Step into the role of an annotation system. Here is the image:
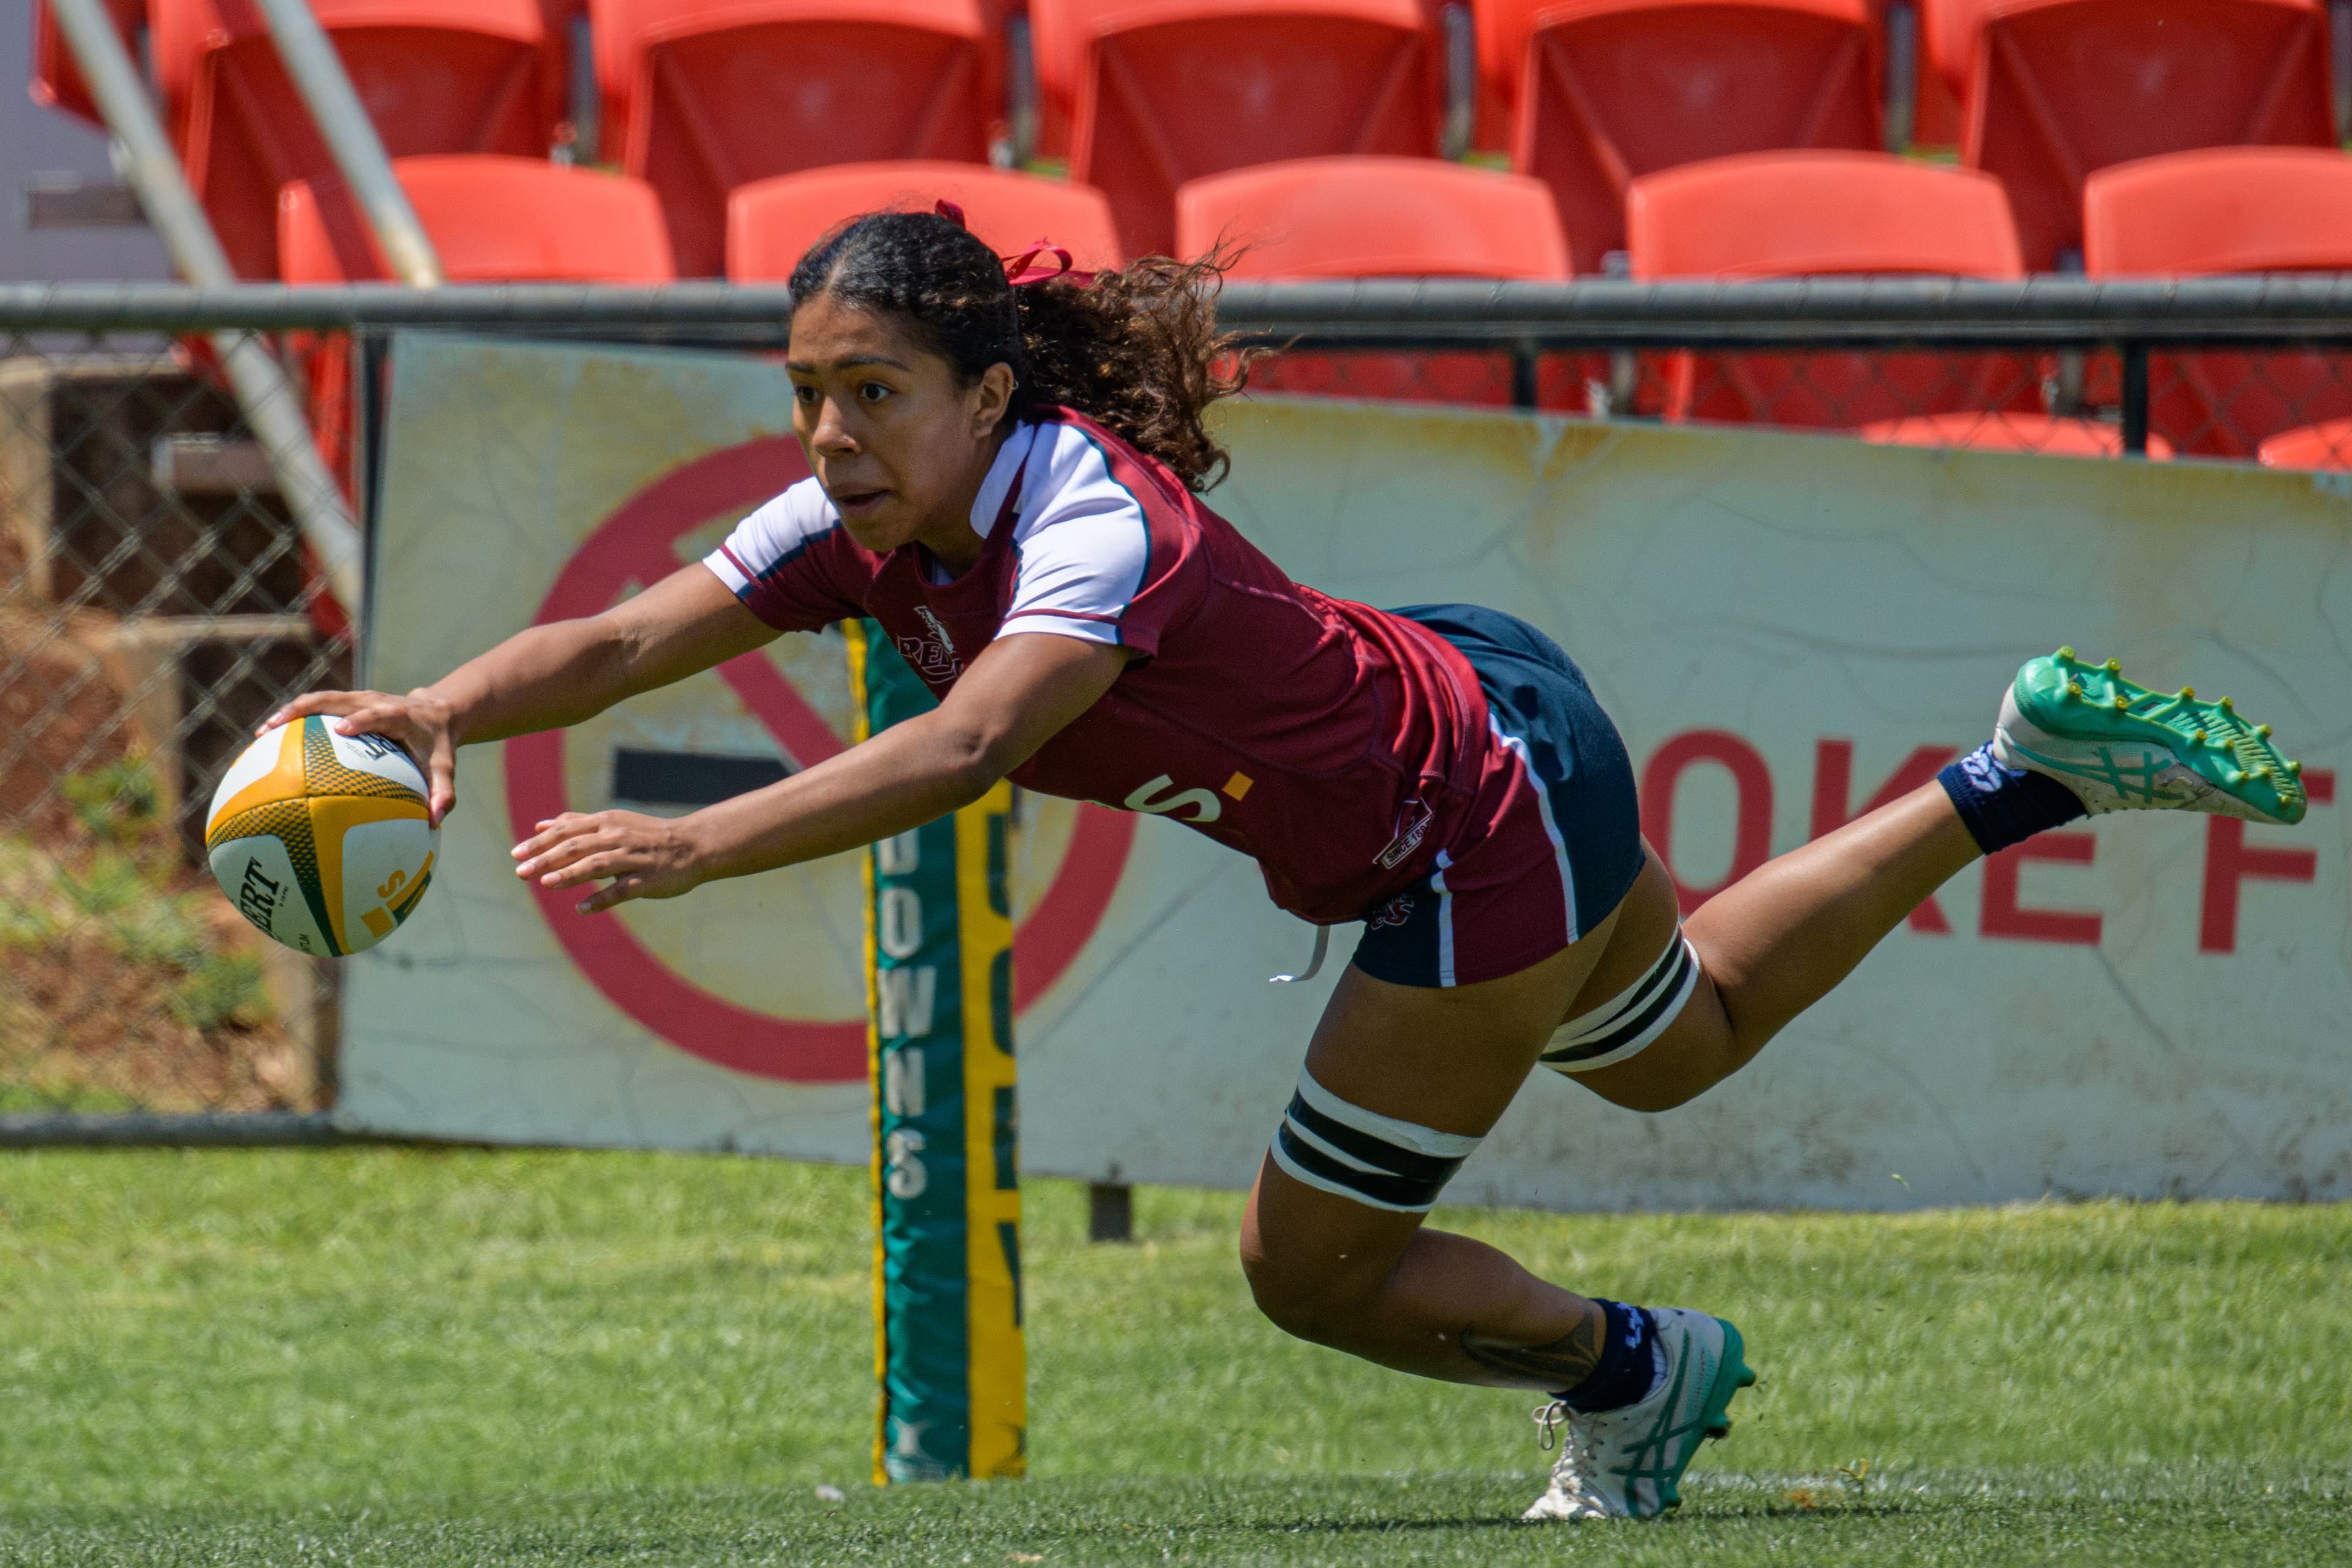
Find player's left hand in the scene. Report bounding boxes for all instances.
[513,811,706,914]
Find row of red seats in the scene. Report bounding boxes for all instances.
[31,0,2343,278]
[1479,0,2341,273]
[1632,145,2352,459]
[33,0,1004,276]
[273,144,2352,466]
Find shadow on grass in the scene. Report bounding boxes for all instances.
[1227,1496,1925,1535]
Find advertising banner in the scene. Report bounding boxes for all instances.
[344,333,2352,1208]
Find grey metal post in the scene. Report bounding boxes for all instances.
[2335,1,2352,143]
[1004,16,1039,168]
[1882,1,1919,152]
[2120,345,2150,457]
[1441,4,1477,161]
[251,0,445,288]
[1088,1182,1133,1243]
[49,0,366,614]
[1510,339,1539,410]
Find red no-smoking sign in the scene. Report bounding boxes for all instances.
[504,440,1135,1084]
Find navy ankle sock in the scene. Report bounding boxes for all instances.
[1938,742,2088,855]
[1556,1300,1660,1413]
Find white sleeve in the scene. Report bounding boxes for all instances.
[703,478,837,597]
[998,427,1152,649]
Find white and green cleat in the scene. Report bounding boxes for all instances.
[1994,647,2308,827]
[1521,1308,1755,1522]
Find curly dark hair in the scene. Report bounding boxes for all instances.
[788,209,1256,492]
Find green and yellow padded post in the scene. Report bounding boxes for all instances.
[848,619,1025,1485]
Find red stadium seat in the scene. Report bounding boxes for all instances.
[1858,413,2174,457]
[1628,151,2035,429]
[1918,0,1976,95]
[1178,156,1578,405]
[1475,0,1882,275]
[2084,146,2352,276]
[278,154,674,282]
[2084,147,2352,456]
[730,163,1120,279]
[276,154,671,552]
[2258,418,2352,469]
[1178,156,1568,277]
[1924,0,2335,272]
[149,0,563,279]
[1030,0,1446,257]
[591,0,995,277]
[1627,149,2019,277]
[30,0,146,129]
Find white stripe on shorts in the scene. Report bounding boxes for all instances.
[1487,709,1581,943]
[1431,848,1457,987]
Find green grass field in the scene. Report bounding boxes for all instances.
[1,1149,2346,1565]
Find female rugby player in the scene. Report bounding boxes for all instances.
[269,209,2307,1521]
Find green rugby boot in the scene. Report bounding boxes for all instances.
[1994,647,2308,827]
[1521,1308,1755,1521]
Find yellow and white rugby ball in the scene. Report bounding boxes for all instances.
[205,717,439,956]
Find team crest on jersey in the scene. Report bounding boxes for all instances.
[897,605,962,680]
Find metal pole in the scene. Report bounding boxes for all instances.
[1087,1182,1134,1243]
[1510,339,1539,410]
[250,0,445,287]
[1883,1,1919,152]
[12,277,2352,339]
[49,0,366,614]
[1004,16,1039,168]
[2334,0,2352,143]
[1441,3,1477,161]
[2120,344,2150,456]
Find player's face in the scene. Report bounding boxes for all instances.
[785,295,1014,566]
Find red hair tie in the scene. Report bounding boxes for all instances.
[1001,239,1095,288]
[935,200,1093,286]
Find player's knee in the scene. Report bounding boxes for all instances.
[1243,1070,1484,1343]
[1238,1239,1378,1344]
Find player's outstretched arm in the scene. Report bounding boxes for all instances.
[261,565,775,825]
[513,632,1127,914]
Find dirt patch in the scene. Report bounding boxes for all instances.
[1,802,315,1115]
[0,608,131,845]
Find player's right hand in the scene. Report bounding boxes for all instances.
[261,688,460,827]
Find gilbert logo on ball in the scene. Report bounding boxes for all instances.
[205,717,440,956]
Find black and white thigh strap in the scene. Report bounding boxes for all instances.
[1269,1070,1481,1213]
[1540,930,1700,1074]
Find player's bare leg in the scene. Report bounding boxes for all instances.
[1240,940,1612,1387]
[1241,650,2309,1520]
[1570,790,1977,1112]
[1241,931,1755,1520]
[1568,648,2311,1115]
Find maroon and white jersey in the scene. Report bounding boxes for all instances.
[703,407,1509,924]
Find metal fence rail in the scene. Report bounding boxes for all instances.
[4,281,2350,1141]
[9,276,2352,336]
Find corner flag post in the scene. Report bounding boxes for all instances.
[850,619,1025,1484]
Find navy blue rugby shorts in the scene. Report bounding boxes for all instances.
[1351,604,1645,989]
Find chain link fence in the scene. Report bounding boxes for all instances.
[1,327,353,1126]
[2,279,2348,1136]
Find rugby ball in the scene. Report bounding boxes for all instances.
[204,717,439,956]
